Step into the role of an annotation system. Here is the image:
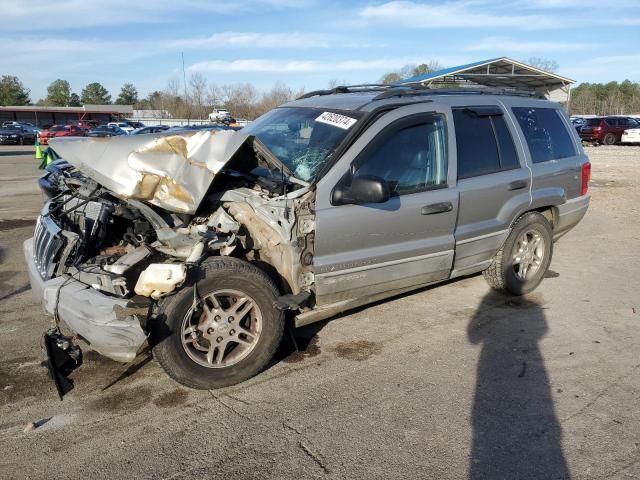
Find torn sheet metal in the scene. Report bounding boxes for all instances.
[49,130,249,214]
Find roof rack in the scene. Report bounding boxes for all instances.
[297,84,543,102]
[372,86,541,101]
[297,84,392,100]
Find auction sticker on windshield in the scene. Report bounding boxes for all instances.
[315,112,357,130]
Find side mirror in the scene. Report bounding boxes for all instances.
[332,175,390,205]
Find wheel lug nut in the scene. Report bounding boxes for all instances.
[207,328,214,334]
[229,329,235,335]
[228,316,234,322]
[214,315,221,321]
[216,336,223,343]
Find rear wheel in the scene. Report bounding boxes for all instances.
[152,257,284,389]
[603,133,616,145]
[483,212,553,295]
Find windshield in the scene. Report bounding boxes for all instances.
[3,125,20,131]
[51,125,68,132]
[244,107,360,181]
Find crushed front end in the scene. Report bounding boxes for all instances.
[24,130,317,395]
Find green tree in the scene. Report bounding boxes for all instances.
[115,83,138,105]
[379,72,403,85]
[69,93,82,106]
[0,75,31,106]
[45,79,71,106]
[81,82,111,104]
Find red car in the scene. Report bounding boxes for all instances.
[39,124,86,145]
[579,116,640,145]
[67,120,98,132]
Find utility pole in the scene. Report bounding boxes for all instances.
[182,52,190,123]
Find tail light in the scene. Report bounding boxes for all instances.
[592,126,602,131]
[581,162,591,195]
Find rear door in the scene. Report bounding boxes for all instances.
[509,101,584,202]
[313,103,458,306]
[450,101,531,277]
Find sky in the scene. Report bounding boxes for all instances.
[1,0,640,101]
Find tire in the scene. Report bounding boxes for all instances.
[602,133,616,145]
[151,257,284,389]
[483,212,553,295]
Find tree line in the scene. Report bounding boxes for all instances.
[2,58,639,119]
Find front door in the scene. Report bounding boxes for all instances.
[313,106,458,306]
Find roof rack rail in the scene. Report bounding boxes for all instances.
[297,84,392,100]
[372,86,542,101]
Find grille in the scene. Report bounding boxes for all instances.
[33,212,64,280]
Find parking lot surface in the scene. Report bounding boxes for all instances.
[1,145,639,479]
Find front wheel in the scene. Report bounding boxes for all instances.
[483,212,553,295]
[152,257,284,389]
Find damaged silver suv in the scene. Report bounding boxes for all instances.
[25,86,591,395]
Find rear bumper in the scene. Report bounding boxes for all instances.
[24,237,147,362]
[621,136,640,144]
[554,194,590,241]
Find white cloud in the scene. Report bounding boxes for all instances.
[0,0,312,30]
[187,58,431,73]
[168,32,373,49]
[467,36,589,52]
[359,1,562,30]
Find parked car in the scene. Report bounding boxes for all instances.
[124,120,145,129]
[0,124,37,145]
[579,116,639,145]
[39,125,86,145]
[2,121,35,128]
[570,117,586,133]
[87,125,128,137]
[209,109,233,122]
[25,86,590,395]
[132,125,170,135]
[621,125,640,145]
[107,122,135,134]
[67,120,98,132]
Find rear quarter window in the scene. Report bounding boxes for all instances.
[512,107,576,163]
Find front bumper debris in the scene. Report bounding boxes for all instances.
[43,329,83,400]
[24,238,148,363]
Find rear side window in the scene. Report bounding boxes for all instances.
[453,108,520,179]
[512,107,576,163]
[585,118,601,127]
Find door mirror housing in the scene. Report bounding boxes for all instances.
[332,175,390,205]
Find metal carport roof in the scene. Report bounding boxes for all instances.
[398,57,575,103]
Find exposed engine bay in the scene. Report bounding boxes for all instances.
[37,131,316,309]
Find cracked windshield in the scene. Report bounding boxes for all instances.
[244,107,360,181]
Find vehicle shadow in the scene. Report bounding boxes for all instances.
[467,291,570,480]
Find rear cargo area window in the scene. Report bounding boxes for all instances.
[512,107,576,163]
[453,108,519,179]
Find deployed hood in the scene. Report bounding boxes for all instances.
[49,130,249,214]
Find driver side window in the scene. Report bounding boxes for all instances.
[354,115,448,196]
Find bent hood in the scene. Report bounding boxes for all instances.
[49,130,248,214]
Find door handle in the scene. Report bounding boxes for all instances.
[507,180,528,191]
[421,202,453,215]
